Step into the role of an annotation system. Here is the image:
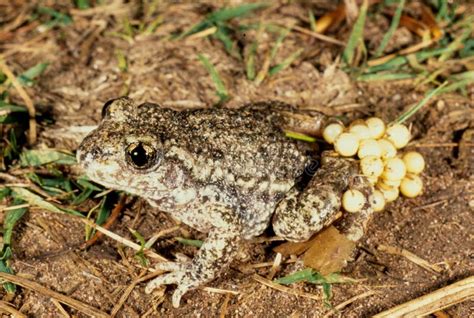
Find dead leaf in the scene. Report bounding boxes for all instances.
[303,226,356,275]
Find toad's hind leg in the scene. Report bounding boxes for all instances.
[272,154,374,242]
[146,206,242,308]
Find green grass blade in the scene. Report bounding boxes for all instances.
[197,54,229,102]
[269,48,303,75]
[3,200,28,245]
[246,41,257,80]
[275,268,315,285]
[436,0,448,21]
[178,3,266,39]
[144,15,163,35]
[270,27,291,60]
[18,62,49,86]
[176,237,204,248]
[395,81,448,124]
[438,75,474,94]
[308,10,317,32]
[375,0,405,57]
[115,49,128,72]
[213,25,240,59]
[19,149,76,167]
[285,131,316,143]
[343,0,369,65]
[357,72,416,81]
[0,261,16,293]
[207,3,267,23]
[438,26,472,62]
[95,193,117,225]
[75,0,90,9]
[11,187,83,216]
[37,6,73,26]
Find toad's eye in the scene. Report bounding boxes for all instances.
[126,142,158,169]
[101,99,116,118]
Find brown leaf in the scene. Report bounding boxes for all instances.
[273,236,317,256]
[303,226,356,275]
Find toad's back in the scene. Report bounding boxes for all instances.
[136,101,315,184]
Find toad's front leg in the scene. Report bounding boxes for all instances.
[272,152,374,242]
[145,207,241,308]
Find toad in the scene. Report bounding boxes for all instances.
[77,97,373,307]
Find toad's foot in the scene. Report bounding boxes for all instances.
[145,228,241,308]
[145,262,193,308]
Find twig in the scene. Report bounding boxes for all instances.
[0,60,36,144]
[322,290,377,318]
[82,194,127,249]
[291,25,345,46]
[80,218,168,261]
[203,287,239,296]
[50,298,71,318]
[219,293,231,318]
[0,272,110,318]
[252,274,321,301]
[186,26,217,40]
[0,300,27,318]
[373,276,474,317]
[378,244,443,274]
[267,252,282,280]
[110,270,146,318]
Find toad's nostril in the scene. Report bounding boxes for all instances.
[76,149,87,164]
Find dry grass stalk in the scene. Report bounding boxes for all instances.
[0,272,110,318]
[110,270,147,318]
[322,290,377,318]
[80,218,168,261]
[290,25,345,46]
[203,287,239,296]
[0,60,36,144]
[373,276,474,317]
[219,293,232,318]
[82,194,127,249]
[378,244,443,274]
[50,298,71,318]
[0,300,27,318]
[266,252,282,279]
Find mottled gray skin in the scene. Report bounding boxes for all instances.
[77,97,373,307]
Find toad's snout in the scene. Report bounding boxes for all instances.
[76,135,103,166]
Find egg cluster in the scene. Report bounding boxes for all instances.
[323,118,425,213]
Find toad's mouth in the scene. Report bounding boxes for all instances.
[89,176,170,200]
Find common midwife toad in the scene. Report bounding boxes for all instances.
[77,97,374,307]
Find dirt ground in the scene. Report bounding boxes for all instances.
[1,1,473,317]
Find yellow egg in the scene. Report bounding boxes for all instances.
[323,123,344,144]
[358,139,382,158]
[367,176,379,185]
[379,178,402,188]
[402,151,425,174]
[400,174,423,198]
[360,156,384,178]
[377,185,399,202]
[369,190,386,212]
[334,133,359,157]
[385,124,411,149]
[382,157,407,181]
[365,117,386,139]
[349,124,371,141]
[342,189,366,213]
[378,139,397,159]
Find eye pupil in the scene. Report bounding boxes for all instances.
[127,142,156,168]
[101,99,116,118]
